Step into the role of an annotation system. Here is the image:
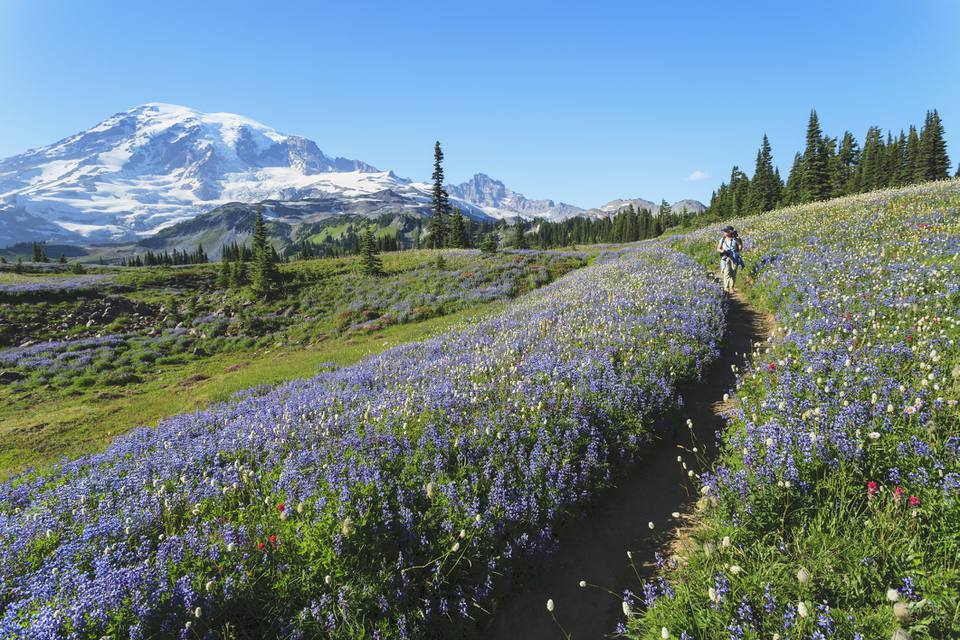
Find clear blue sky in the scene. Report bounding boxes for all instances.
[1,0,957,206]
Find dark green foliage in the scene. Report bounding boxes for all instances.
[229,261,246,288]
[706,108,952,217]
[120,245,209,267]
[479,232,498,254]
[217,258,231,289]
[802,110,831,201]
[858,126,884,192]
[533,204,671,247]
[251,206,281,297]
[428,141,449,248]
[70,262,86,275]
[359,224,384,276]
[512,221,528,249]
[707,166,751,219]
[31,242,48,263]
[831,131,859,196]
[220,241,253,262]
[447,207,467,248]
[745,134,781,214]
[915,109,951,181]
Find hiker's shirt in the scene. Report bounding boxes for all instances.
[719,237,739,272]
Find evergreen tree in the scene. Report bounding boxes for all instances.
[250,205,280,297]
[782,152,804,205]
[229,261,245,288]
[217,258,231,289]
[480,232,498,254]
[359,223,384,276]
[906,125,921,180]
[428,141,449,248]
[891,130,911,186]
[830,131,859,196]
[58,254,67,264]
[916,109,951,181]
[746,134,780,213]
[802,110,831,201]
[447,206,466,248]
[31,242,48,263]
[858,126,884,192]
[512,221,528,249]
[659,199,672,222]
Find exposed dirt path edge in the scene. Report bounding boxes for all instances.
[477,290,775,640]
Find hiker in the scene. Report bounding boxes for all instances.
[716,225,744,293]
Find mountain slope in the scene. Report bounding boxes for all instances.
[0,103,706,246]
[446,173,585,220]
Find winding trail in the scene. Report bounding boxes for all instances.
[477,291,774,639]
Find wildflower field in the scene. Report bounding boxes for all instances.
[0,246,724,638]
[0,249,583,477]
[628,180,960,639]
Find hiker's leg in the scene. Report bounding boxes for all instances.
[729,264,737,291]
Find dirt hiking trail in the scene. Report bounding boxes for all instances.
[479,291,774,639]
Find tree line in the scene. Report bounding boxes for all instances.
[531,200,701,247]
[709,109,954,219]
[119,245,209,267]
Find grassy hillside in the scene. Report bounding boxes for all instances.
[627,179,960,639]
[0,245,724,639]
[0,249,585,477]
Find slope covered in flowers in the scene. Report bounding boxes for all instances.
[628,180,960,639]
[0,245,723,639]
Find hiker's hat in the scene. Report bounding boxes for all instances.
[722,225,735,233]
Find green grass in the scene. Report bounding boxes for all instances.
[0,298,507,479]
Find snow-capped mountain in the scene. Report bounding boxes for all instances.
[0,103,412,244]
[446,173,585,221]
[582,197,707,219]
[0,103,705,246]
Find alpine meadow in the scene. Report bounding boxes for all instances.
[1,3,959,639]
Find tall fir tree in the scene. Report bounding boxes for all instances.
[801,110,831,201]
[217,257,231,289]
[658,199,672,222]
[782,152,804,205]
[906,125,921,180]
[359,223,383,276]
[831,131,860,196]
[479,232,498,254]
[915,109,951,181]
[428,141,449,248]
[746,134,780,213]
[447,206,467,248]
[512,221,528,249]
[858,127,884,193]
[251,205,280,297]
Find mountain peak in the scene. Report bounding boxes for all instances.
[0,104,381,244]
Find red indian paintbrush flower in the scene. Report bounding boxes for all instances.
[867,481,878,497]
[269,534,278,547]
[257,541,266,551]
[277,502,285,512]
[908,495,921,507]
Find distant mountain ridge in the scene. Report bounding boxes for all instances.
[0,103,704,247]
